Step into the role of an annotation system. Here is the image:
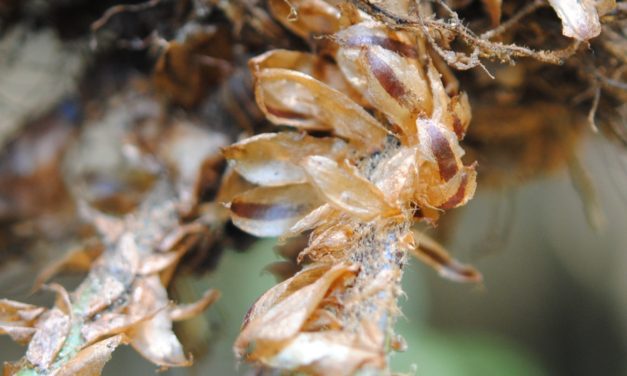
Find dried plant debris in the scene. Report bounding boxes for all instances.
[0,81,235,373]
[0,0,625,375]
[0,110,77,236]
[152,24,234,108]
[2,178,220,374]
[225,3,481,374]
[547,0,606,41]
[224,0,624,372]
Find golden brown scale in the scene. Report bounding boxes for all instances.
[1,0,623,374]
[222,1,481,373]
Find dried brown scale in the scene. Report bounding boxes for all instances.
[225,1,482,373]
[2,178,222,374]
[0,0,623,373]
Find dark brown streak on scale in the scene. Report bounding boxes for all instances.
[366,50,408,103]
[345,35,418,58]
[448,100,466,139]
[266,106,310,121]
[231,201,305,221]
[439,173,468,209]
[426,123,458,181]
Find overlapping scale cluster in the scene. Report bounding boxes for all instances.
[223,1,481,373]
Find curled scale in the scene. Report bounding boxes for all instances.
[223,1,481,374]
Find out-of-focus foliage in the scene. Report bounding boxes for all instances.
[0,26,85,148]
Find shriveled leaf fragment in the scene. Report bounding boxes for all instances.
[410,231,482,283]
[240,264,334,329]
[1,289,55,347]
[26,308,71,369]
[300,223,354,261]
[371,147,418,206]
[128,276,191,367]
[268,330,384,375]
[75,179,197,369]
[45,283,72,316]
[0,300,46,322]
[170,289,221,322]
[285,203,336,237]
[0,325,37,345]
[303,156,398,220]
[1,172,219,374]
[235,263,357,360]
[53,335,127,376]
[73,233,140,318]
[230,184,324,237]
[78,275,126,320]
[34,242,103,290]
[81,312,156,346]
[136,252,184,276]
[253,68,388,152]
[224,132,346,186]
[547,0,602,41]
